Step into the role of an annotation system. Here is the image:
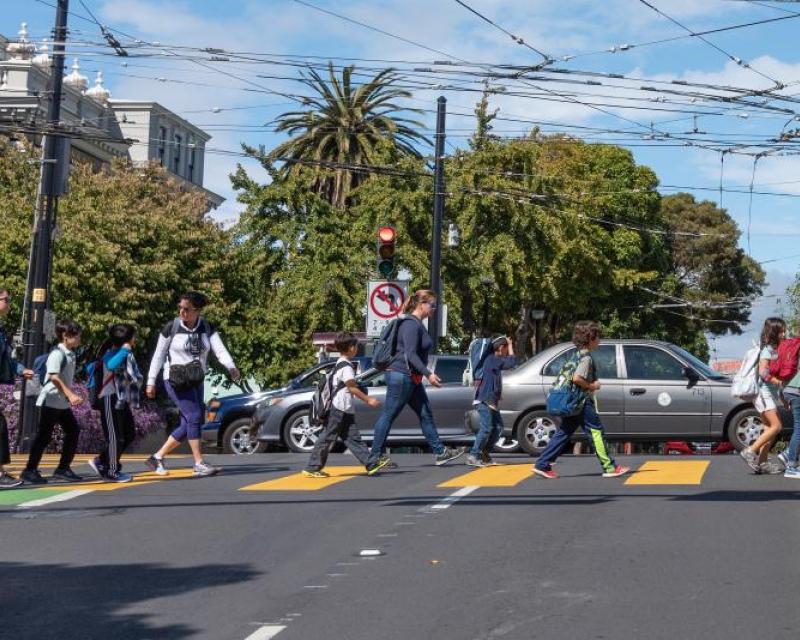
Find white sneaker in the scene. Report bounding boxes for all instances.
[193,461,218,477]
[146,455,169,476]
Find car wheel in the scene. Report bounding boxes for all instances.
[282,409,322,453]
[222,418,267,455]
[492,436,520,453]
[516,411,559,456]
[727,408,763,451]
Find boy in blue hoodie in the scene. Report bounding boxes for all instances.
[466,336,516,467]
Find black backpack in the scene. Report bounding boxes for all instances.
[372,316,411,371]
[309,361,356,426]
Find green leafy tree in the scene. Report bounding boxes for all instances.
[270,62,429,208]
[660,193,765,337]
[0,139,234,364]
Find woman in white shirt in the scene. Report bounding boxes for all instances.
[145,292,240,477]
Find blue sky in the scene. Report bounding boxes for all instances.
[4,1,800,358]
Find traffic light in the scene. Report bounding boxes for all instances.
[377,226,396,278]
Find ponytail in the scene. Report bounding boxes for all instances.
[403,289,436,314]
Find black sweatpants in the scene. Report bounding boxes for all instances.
[98,394,136,476]
[0,410,10,466]
[26,406,80,471]
[305,409,370,472]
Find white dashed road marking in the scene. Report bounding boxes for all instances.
[244,625,286,640]
[16,489,94,509]
[430,485,478,510]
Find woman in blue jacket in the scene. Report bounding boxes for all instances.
[366,289,463,472]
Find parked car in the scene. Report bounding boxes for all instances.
[501,340,791,455]
[664,441,735,455]
[255,355,471,453]
[202,358,372,454]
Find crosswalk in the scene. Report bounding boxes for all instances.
[0,457,714,508]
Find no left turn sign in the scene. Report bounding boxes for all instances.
[366,280,409,337]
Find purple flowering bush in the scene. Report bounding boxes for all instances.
[0,383,167,453]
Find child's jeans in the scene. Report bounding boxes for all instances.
[535,400,616,474]
[784,390,800,467]
[470,403,503,456]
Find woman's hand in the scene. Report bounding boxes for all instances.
[145,385,156,399]
[229,367,241,382]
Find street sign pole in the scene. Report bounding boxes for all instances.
[17,0,70,453]
[429,96,446,352]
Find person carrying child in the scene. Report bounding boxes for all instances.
[88,323,143,483]
[22,319,84,484]
[303,332,388,478]
[533,321,629,480]
[740,317,786,474]
[466,335,515,467]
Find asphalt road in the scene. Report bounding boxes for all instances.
[0,452,797,640]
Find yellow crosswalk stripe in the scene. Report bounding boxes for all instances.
[239,466,366,491]
[439,464,534,488]
[625,460,710,485]
[65,469,196,491]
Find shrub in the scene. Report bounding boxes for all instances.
[0,383,167,453]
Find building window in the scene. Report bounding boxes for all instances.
[158,126,166,166]
[187,137,195,183]
[173,133,182,174]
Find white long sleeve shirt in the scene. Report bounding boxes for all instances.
[146,317,236,386]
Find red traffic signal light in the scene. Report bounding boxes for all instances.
[377,226,396,278]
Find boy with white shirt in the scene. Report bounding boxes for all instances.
[303,332,388,478]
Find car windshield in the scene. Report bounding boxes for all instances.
[291,363,334,389]
[668,345,728,380]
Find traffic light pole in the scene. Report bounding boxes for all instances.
[429,96,446,352]
[17,0,70,453]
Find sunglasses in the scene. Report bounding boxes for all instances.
[0,296,10,303]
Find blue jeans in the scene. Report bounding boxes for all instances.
[535,400,615,473]
[368,370,444,465]
[470,403,503,456]
[785,391,800,467]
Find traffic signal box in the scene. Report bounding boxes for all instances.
[377,226,396,278]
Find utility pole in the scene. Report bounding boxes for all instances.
[17,0,70,452]
[429,96,446,352]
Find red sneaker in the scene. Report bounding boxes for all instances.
[532,466,558,479]
[602,465,630,478]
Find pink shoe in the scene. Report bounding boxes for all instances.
[602,464,630,478]
[533,466,558,479]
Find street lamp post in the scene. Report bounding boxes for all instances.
[480,277,494,335]
[530,309,546,354]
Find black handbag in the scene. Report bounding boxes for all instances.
[169,360,205,389]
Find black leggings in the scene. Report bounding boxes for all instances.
[26,406,80,471]
[0,410,10,466]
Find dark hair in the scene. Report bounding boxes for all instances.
[491,336,508,352]
[572,320,601,348]
[55,319,81,341]
[334,331,358,353]
[95,323,136,359]
[179,291,207,310]
[761,317,786,349]
[403,289,436,314]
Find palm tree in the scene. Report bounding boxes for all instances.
[269,62,429,208]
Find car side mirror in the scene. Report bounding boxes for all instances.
[683,366,699,381]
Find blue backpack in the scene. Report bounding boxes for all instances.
[372,317,411,371]
[32,349,66,386]
[545,352,586,417]
[468,338,492,382]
